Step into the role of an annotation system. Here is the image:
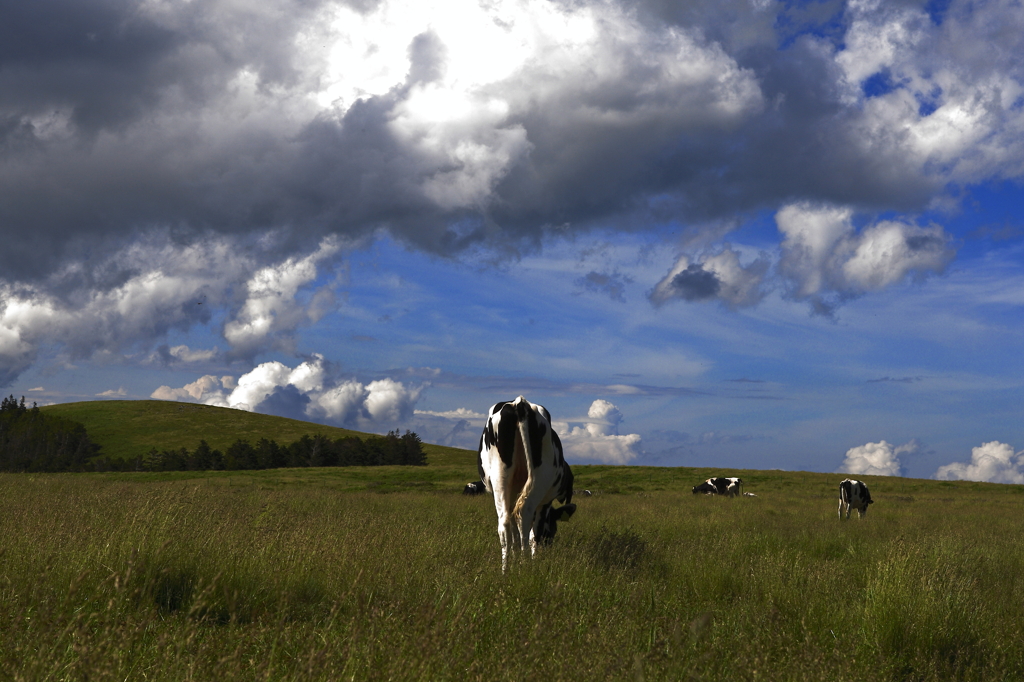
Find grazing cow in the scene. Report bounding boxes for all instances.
[692,481,717,495]
[462,480,487,495]
[695,477,743,497]
[839,479,874,519]
[477,396,576,571]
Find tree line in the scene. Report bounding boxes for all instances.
[95,431,427,472]
[0,396,101,472]
[1,395,427,472]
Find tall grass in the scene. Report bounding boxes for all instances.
[3,471,1024,680]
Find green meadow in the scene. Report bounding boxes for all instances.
[39,400,470,465]
[4,461,1024,681]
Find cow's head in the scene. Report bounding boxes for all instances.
[535,502,577,545]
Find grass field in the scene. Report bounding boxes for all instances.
[39,400,474,466]
[3,464,1024,681]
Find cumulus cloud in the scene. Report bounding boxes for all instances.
[838,439,916,477]
[934,441,1024,484]
[556,399,642,465]
[650,247,770,309]
[151,355,425,430]
[224,238,342,358]
[777,203,954,313]
[0,236,340,387]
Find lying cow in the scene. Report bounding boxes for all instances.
[462,480,487,495]
[693,477,743,497]
[477,396,576,571]
[838,478,874,519]
[692,481,717,495]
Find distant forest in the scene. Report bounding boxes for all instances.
[0,396,101,472]
[0,395,427,472]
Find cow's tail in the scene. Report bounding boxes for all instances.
[511,398,537,524]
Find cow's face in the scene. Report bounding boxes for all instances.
[535,503,577,544]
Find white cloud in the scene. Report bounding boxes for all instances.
[152,355,425,430]
[835,0,1024,184]
[934,441,1024,484]
[224,238,342,357]
[583,398,623,437]
[414,407,486,421]
[555,399,642,465]
[96,387,127,398]
[362,378,423,423]
[151,375,233,404]
[317,0,764,211]
[776,203,954,311]
[313,380,371,424]
[166,345,219,363]
[0,236,346,387]
[838,439,915,477]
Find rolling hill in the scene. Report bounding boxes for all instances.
[40,400,476,466]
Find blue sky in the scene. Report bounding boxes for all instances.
[2,0,1023,480]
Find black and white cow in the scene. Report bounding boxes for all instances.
[838,478,874,519]
[462,481,487,495]
[695,477,743,497]
[477,396,576,571]
[692,481,718,495]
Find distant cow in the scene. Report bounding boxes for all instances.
[839,479,874,519]
[477,396,576,571]
[692,481,717,495]
[694,477,743,497]
[462,481,487,495]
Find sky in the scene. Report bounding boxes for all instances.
[2,0,1023,481]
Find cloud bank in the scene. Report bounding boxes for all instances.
[4,0,1024,384]
[934,441,1024,484]
[151,355,425,430]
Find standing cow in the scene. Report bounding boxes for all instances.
[838,479,874,519]
[477,396,576,571]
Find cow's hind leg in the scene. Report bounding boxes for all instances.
[498,516,513,572]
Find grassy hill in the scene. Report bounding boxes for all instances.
[40,400,476,466]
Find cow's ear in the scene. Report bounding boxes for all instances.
[554,503,577,521]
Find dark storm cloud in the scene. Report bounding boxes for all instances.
[2,0,1023,385]
[4,0,1020,285]
[668,264,722,302]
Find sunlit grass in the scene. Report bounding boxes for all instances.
[3,469,1024,680]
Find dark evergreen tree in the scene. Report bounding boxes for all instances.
[0,396,100,472]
